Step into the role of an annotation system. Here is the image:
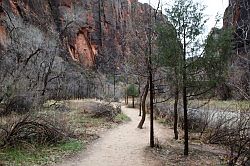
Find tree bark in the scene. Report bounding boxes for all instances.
[137,81,149,129]
[174,84,179,140]
[132,96,135,108]
[124,89,127,104]
[138,82,142,116]
[149,64,154,147]
[148,1,154,147]
[139,94,142,116]
[126,94,128,105]
[183,27,189,156]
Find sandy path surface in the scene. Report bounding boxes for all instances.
[58,106,173,166]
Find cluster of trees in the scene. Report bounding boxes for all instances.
[123,0,235,156]
[157,0,234,155]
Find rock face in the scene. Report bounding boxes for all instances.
[0,0,154,68]
[224,0,250,51]
[0,0,159,102]
[223,0,250,99]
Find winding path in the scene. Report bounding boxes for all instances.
[59,106,173,166]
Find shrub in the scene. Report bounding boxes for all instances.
[114,113,131,123]
[4,96,33,115]
[0,115,72,148]
[90,103,121,121]
[205,112,250,165]
[127,84,139,97]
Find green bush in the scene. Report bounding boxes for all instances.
[127,84,139,97]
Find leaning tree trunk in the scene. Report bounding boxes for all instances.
[138,81,149,129]
[138,82,142,116]
[139,93,142,116]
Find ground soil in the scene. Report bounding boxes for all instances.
[57,105,227,166]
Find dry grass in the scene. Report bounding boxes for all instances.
[0,99,128,165]
[154,98,249,112]
[145,139,228,166]
[188,99,250,112]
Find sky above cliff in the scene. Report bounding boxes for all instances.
[138,0,229,35]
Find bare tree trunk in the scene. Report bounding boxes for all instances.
[183,68,188,156]
[132,96,135,108]
[138,81,142,116]
[125,89,127,104]
[148,0,154,148]
[125,76,128,105]
[138,81,149,129]
[126,93,128,105]
[174,85,179,140]
[183,28,189,156]
[139,94,142,116]
[149,64,154,147]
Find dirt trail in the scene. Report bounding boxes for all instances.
[59,106,173,166]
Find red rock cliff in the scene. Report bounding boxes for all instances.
[223,0,250,99]
[223,0,250,51]
[0,0,156,68]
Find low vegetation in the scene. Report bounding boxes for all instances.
[115,113,131,123]
[0,99,128,165]
[188,99,250,112]
[146,141,228,165]
[153,99,250,165]
[0,139,84,166]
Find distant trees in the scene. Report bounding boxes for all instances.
[203,27,233,99]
